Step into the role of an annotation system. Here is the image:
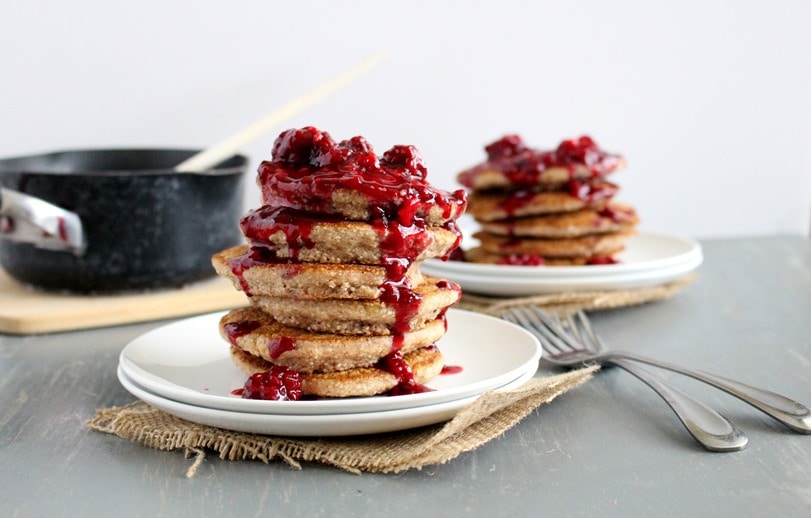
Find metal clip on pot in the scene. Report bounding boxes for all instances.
[0,188,86,255]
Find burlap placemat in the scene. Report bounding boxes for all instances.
[88,275,692,475]
[457,274,696,316]
[88,367,596,475]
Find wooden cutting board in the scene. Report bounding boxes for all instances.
[0,269,248,335]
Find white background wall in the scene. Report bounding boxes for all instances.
[2,0,810,239]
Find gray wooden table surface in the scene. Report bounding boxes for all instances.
[2,235,810,517]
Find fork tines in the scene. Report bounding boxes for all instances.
[501,306,591,359]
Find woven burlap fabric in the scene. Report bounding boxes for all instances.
[88,367,596,475]
[457,274,696,316]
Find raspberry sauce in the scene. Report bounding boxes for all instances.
[236,366,303,401]
[496,254,546,266]
[223,320,261,345]
[459,134,623,188]
[587,256,620,265]
[259,127,467,225]
[376,350,433,396]
[225,245,283,296]
[267,336,297,360]
[240,206,319,261]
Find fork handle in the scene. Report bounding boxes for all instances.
[608,359,748,452]
[605,352,811,434]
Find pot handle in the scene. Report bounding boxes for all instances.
[0,188,86,255]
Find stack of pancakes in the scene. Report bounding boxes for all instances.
[457,135,638,265]
[212,127,468,398]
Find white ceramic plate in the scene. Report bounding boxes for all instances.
[117,361,538,437]
[424,232,701,279]
[119,309,541,415]
[437,254,703,296]
[421,232,702,296]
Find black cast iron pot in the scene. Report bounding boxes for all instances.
[0,149,248,293]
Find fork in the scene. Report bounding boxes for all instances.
[516,307,811,434]
[502,306,749,452]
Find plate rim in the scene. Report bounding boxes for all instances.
[441,253,703,286]
[423,231,701,279]
[119,308,541,416]
[432,254,702,296]
[117,361,539,437]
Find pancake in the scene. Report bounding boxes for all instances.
[266,187,467,227]
[241,206,460,265]
[220,306,446,373]
[212,245,424,299]
[457,135,625,191]
[474,229,633,258]
[230,345,445,398]
[465,180,618,222]
[251,276,461,335]
[457,163,625,191]
[258,127,467,226]
[479,203,639,238]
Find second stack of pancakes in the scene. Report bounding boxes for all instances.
[213,127,467,398]
[457,134,639,266]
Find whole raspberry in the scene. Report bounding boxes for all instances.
[272,127,316,164]
[485,134,526,159]
[340,135,374,155]
[272,126,340,167]
[555,136,597,162]
[381,145,427,179]
[354,151,380,172]
[241,366,303,401]
[310,133,346,167]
